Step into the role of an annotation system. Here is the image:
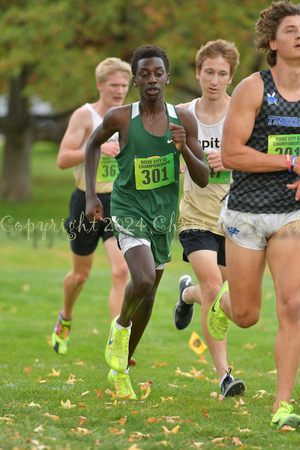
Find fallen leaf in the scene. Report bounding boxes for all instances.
[70,427,92,434]
[244,343,257,350]
[108,427,125,435]
[152,361,167,367]
[47,368,61,377]
[200,407,209,418]
[79,416,87,425]
[128,431,151,442]
[140,381,152,400]
[33,425,45,433]
[95,388,103,399]
[74,361,86,366]
[78,403,87,408]
[175,367,193,377]
[43,413,60,420]
[190,367,204,378]
[232,436,243,445]
[162,425,180,435]
[24,366,31,373]
[61,399,76,409]
[237,426,251,432]
[80,391,89,397]
[210,392,218,398]
[280,425,296,432]
[162,415,180,422]
[161,397,175,402]
[27,402,41,408]
[197,355,207,364]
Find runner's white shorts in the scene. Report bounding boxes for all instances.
[218,196,300,250]
[118,232,167,270]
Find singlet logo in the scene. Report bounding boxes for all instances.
[267,92,278,106]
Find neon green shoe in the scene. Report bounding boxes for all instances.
[207,281,230,341]
[107,369,136,400]
[105,316,131,373]
[271,401,300,429]
[51,312,71,355]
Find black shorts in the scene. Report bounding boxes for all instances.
[65,189,114,256]
[179,229,226,266]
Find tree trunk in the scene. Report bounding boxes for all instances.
[1,69,32,201]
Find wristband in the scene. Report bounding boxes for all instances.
[291,155,296,171]
[286,154,292,172]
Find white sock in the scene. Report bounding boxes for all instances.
[181,288,190,304]
[115,316,132,330]
[113,368,129,375]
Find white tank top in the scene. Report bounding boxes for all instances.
[178,98,230,235]
[73,103,118,193]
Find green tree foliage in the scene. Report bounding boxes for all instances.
[0,0,268,200]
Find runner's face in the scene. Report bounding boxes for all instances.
[270,15,300,61]
[97,72,130,108]
[196,57,232,101]
[133,57,169,101]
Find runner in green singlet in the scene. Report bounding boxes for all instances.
[85,45,209,400]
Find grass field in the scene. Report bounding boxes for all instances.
[0,143,300,449]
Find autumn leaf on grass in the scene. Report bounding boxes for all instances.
[128,431,151,442]
[108,426,125,435]
[200,407,209,418]
[43,413,60,420]
[162,416,180,423]
[268,369,277,374]
[80,391,89,397]
[161,397,175,402]
[66,373,83,384]
[0,416,14,425]
[190,367,204,378]
[152,361,167,368]
[237,427,251,432]
[33,425,45,433]
[61,399,76,409]
[175,367,193,377]
[162,425,180,435]
[139,381,152,400]
[148,417,161,423]
[233,398,245,408]
[252,390,268,400]
[26,402,41,408]
[232,436,244,446]
[70,427,92,434]
[280,425,297,432]
[211,437,226,444]
[244,343,257,350]
[24,366,31,373]
[210,392,218,398]
[190,439,204,447]
[95,388,103,399]
[74,361,86,366]
[197,355,207,364]
[47,368,61,377]
[79,416,87,426]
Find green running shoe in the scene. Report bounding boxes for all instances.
[107,369,136,400]
[51,312,71,355]
[105,316,131,373]
[207,281,230,341]
[271,401,300,429]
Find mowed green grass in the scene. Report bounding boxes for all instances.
[0,143,300,449]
